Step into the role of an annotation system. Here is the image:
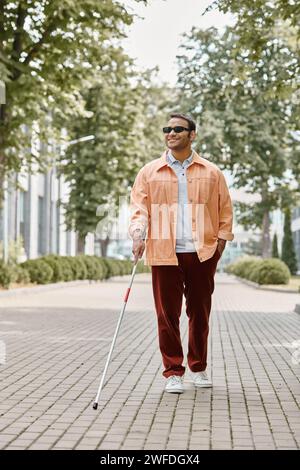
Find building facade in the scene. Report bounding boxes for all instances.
[0,165,95,262]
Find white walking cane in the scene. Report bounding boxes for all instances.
[92,260,138,410]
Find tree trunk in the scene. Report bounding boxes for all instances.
[261,210,271,258]
[100,236,110,257]
[77,234,86,254]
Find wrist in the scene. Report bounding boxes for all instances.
[217,239,226,250]
[133,229,143,241]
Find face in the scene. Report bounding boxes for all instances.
[164,117,196,151]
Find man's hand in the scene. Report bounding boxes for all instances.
[132,229,145,263]
[217,238,227,257]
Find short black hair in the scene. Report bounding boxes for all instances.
[169,113,196,132]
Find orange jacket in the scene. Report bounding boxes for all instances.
[129,150,234,265]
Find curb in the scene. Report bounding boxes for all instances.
[0,273,144,298]
[0,279,93,297]
[232,275,299,294]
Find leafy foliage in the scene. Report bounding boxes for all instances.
[21,259,53,284]
[225,256,290,285]
[0,259,13,287]
[249,258,290,284]
[212,1,300,94]
[0,0,144,196]
[60,64,174,245]
[271,232,279,258]
[281,208,298,274]
[177,26,300,255]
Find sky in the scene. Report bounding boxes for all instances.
[121,0,235,85]
[120,1,245,197]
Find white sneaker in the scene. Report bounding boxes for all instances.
[165,375,184,394]
[190,370,212,388]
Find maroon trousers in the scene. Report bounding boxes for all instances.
[151,249,220,378]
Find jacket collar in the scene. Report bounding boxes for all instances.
[156,149,206,171]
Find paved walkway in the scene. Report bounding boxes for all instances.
[0,273,299,450]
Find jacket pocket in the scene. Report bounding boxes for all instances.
[190,177,216,204]
[148,179,174,204]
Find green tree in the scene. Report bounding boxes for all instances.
[61,61,173,254]
[281,208,297,274]
[272,232,279,258]
[135,70,176,161]
[0,0,146,201]
[211,0,300,94]
[207,1,300,180]
[177,27,299,257]
[60,48,139,253]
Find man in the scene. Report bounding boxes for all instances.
[129,113,234,393]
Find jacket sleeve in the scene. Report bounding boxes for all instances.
[128,167,149,239]
[217,171,234,241]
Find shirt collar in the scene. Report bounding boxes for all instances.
[167,150,194,166]
[156,150,206,171]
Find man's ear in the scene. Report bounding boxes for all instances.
[190,131,196,141]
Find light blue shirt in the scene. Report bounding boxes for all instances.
[167,151,196,253]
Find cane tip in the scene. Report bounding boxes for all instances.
[93,402,98,410]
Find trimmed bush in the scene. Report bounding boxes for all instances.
[226,256,290,285]
[225,256,259,276]
[236,258,263,279]
[94,257,110,279]
[65,256,88,280]
[100,258,119,278]
[40,255,65,282]
[48,255,73,282]
[79,255,103,280]
[13,255,150,288]
[21,259,53,284]
[136,260,151,274]
[123,259,134,274]
[97,258,139,277]
[59,257,74,282]
[2,262,30,285]
[249,258,290,285]
[90,256,108,280]
[224,262,236,274]
[12,265,31,284]
[115,260,127,275]
[0,261,13,288]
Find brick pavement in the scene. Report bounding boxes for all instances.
[0,273,299,450]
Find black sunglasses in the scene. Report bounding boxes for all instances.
[162,126,190,134]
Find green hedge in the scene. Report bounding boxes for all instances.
[0,260,13,288]
[249,259,290,285]
[11,265,31,284]
[64,256,88,280]
[49,255,73,282]
[0,255,150,288]
[39,255,65,282]
[79,255,104,280]
[0,261,31,288]
[225,257,290,285]
[21,259,53,284]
